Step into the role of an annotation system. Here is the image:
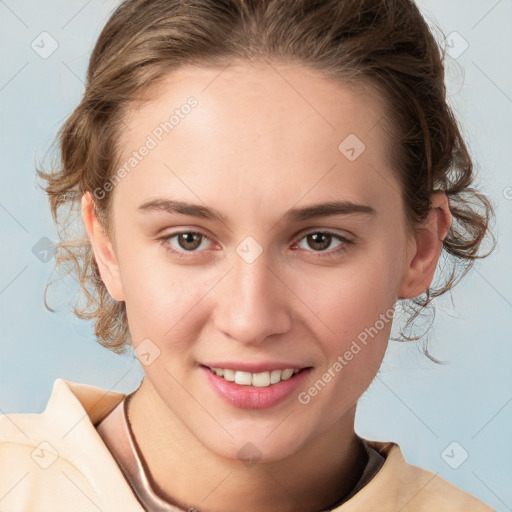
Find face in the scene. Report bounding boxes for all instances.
[89,62,421,461]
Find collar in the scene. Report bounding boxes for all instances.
[96,393,386,511]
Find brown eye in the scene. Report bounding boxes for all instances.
[177,232,203,251]
[306,232,333,251]
[294,230,354,256]
[159,231,213,257]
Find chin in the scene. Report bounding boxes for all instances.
[196,422,313,464]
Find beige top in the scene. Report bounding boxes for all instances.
[0,378,495,511]
[96,392,385,511]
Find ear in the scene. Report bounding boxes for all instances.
[81,192,125,302]
[398,191,452,299]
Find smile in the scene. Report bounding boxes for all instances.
[208,367,301,387]
[202,365,311,409]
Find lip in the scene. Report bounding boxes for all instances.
[200,365,312,410]
[201,362,307,373]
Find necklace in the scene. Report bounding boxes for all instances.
[121,392,186,511]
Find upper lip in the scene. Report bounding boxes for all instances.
[201,362,310,373]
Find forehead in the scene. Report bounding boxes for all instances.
[119,61,390,155]
[113,62,398,218]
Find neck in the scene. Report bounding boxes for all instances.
[128,378,367,512]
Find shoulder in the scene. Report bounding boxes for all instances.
[0,378,142,511]
[0,377,124,445]
[344,440,495,511]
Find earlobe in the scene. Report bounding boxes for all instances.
[81,193,125,302]
[398,192,452,299]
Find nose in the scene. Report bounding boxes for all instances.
[213,247,293,346]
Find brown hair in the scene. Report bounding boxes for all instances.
[38,0,495,357]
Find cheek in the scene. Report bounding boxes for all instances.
[119,249,218,349]
[293,247,400,397]
[295,264,395,423]
[297,254,399,342]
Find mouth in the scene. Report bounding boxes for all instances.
[206,366,303,387]
[200,364,312,409]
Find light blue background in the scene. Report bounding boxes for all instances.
[1,1,511,509]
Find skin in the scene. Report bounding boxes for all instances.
[82,61,452,511]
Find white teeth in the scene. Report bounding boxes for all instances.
[223,369,236,382]
[234,371,252,386]
[252,372,271,387]
[281,368,294,380]
[270,369,282,384]
[211,367,300,387]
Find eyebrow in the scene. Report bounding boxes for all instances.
[137,198,376,224]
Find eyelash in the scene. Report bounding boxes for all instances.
[158,229,354,259]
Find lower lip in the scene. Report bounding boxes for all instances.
[201,366,311,409]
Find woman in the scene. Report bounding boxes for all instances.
[0,0,495,510]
